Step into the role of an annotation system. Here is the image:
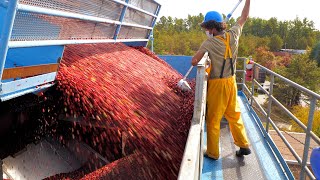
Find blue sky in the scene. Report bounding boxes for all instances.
[155,0,320,30]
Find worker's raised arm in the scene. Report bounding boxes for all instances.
[192,51,205,66]
[237,0,250,28]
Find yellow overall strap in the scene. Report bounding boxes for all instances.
[215,32,234,78]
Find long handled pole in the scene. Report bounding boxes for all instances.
[225,0,243,22]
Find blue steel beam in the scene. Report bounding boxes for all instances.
[114,0,129,41]
[149,5,161,34]
[239,92,295,180]
[0,0,19,90]
[147,4,161,47]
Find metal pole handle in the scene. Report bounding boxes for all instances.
[183,66,194,80]
[225,0,243,22]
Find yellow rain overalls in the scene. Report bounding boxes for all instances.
[206,32,250,159]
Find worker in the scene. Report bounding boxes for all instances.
[191,0,251,160]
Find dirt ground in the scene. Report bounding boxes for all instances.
[289,164,314,180]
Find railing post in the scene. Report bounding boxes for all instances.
[147,5,161,49]
[300,98,317,180]
[114,0,129,40]
[150,31,154,52]
[0,0,19,89]
[242,57,246,91]
[266,74,274,133]
[250,64,255,106]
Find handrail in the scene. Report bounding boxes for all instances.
[254,63,320,100]
[178,52,209,180]
[17,4,153,30]
[8,39,150,48]
[244,62,320,180]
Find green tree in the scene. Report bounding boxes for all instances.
[264,17,278,37]
[310,42,320,66]
[291,106,320,137]
[274,53,320,107]
[238,35,270,57]
[153,14,206,55]
[269,34,283,51]
[152,15,320,57]
[186,14,204,31]
[278,21,289,48]
[174,18,187,32]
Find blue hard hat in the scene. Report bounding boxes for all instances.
[204,11,223,23]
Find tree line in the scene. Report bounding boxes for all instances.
[152,14,320,55]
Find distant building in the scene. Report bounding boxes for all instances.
[279,49,307,55]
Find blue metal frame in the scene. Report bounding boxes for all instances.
[114,0,129,41]
[146,4,161,48]
[239,92,295,180]
[0,0,19,88]
[147,4,161,39]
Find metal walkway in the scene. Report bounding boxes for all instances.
[201,92,288,180]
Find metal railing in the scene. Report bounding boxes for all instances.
[178,53,209,180]
[240,62,320,180]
